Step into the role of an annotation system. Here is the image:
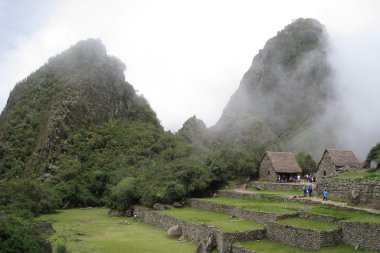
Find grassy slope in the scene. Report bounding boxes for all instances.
[198,197,303,214]
[276,217,339,230]
[236,239,376,253]
[161,208,263,232]
[39,208,195,253]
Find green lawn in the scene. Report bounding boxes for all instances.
[307,205,380,224]
[276,217,339,230]
[160,208,263,232]
[197,197,303,214]
[39,208,195,253]
[235,240,376,253]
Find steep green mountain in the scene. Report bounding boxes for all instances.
[0,39,159,178]
[211,18,338,157]
[0,39,224,209]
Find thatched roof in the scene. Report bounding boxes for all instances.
[263,151,302,173]
[325,149,361,168]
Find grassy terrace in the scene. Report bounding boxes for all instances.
[334,171,380,181]
[160,208,264,232]
[235,239,376,253]
[307,205,380,224]
[40,208,195,253]
[245,188,302,197]
[196,197,380,223]
[276,217,339,230]
[196,197,303,214]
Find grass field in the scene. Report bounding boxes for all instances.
[39,208,195,253]
[197,197,303,214]
[276,217,339,230]
[160,208,263,232]
[235,239,376,253]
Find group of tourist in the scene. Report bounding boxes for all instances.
[302,184,329,201]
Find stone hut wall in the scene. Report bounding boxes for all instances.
[316,152,336,181]
[133,205,265,253]
[340,221,380,251]
[265,222,341,250]
[259,154,276,182]
[316,178,380,209]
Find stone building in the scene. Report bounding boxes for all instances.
[316,149,361,181]
[259,151,302,182]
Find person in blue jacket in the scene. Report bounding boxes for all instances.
[307,184,313,197]
[323,189,329,201]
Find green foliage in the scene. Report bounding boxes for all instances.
[0,211,48,253]
[296,151,317,175]
[366,142,380,165]
[107,177,138,212]
[56,244,70,253]
[0,179,60,216]
[205,147,260,182]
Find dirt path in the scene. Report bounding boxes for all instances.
[233,188,380,214]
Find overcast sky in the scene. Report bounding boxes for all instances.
[1,0,379,158]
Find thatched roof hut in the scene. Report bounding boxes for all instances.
[259,151,302,182]
[316,149,361,180]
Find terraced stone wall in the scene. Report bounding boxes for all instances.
[188,199,279,224]
[250,182,305,191]
[231,245,255,253]
[133,206,265,253]
[298,212,342,223]
[265,222,341,250]
[340,221,380,251]
[317,178,380,209]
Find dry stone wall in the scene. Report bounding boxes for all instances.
[188,199,281,224]
[133,206,265,253]
[249,182,305,191]
[265,221,341,250]
[231,245,255,253]
[317,178,380,209]
[340,221,380,251]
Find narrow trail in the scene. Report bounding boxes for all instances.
[232,188,380,214]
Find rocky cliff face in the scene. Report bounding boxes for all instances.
[212,18,339,157]
[0,39,159,177]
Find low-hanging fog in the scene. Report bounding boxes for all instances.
[328,32,380,159]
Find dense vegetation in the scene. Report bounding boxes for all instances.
[366,142,380,168]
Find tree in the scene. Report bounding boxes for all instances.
[296,151,317,175]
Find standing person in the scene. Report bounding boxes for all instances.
[133,213,138,222]
[307,184,313,197]
[323,189,329,201]
[303,185,307,197]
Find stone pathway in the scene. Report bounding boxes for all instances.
[233,188,380,214]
